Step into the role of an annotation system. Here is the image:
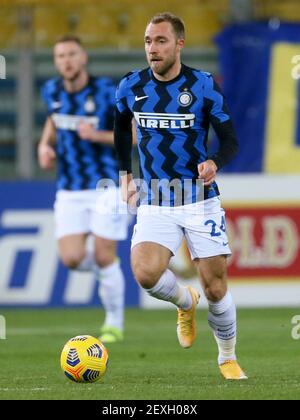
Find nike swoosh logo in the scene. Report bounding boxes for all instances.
[223,242,229,246]
[135,95,149,102]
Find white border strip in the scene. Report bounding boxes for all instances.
[218,174,300,202]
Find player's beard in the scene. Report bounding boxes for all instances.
[62,68,82,83]
[150,54,177,78]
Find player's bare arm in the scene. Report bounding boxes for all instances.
[38,117,57,170]
[78,118,136,146]
[77,122,114,145]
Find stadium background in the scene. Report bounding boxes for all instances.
[0,0,299,309]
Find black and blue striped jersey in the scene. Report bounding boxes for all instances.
[115,64,238,206]
[42,76,119,191]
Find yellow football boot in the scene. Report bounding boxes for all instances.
[219,360,248,380]
[99,326,123,344]
[177,287,200,348]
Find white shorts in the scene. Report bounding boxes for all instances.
[131,197,231,260]
[54,188,129,240]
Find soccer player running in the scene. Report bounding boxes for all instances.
[38,36,128,343]
[114,13,247,379]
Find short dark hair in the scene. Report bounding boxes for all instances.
[148,12,185,40]
[54,35,83,47]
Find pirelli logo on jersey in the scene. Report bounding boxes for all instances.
[134,112,195,129]
[52,113,99,131]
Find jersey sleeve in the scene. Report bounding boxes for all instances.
[203,74,230,124]
[115,76,133,116]
[40,82,53,115]
[203,74,239,169]
[114,76,134,173]
[41,79,61,117]
[102,79,116,131]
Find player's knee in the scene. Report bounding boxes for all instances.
[60,251,85,270]
[204,281,227,302]
[132,261,161,289]
[94,239,117,268]
[94,253,116,268]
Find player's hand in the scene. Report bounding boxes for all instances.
[197,160,218,186]
[38,144,56,170]
[77,122,97,142]
[121,173,139,209]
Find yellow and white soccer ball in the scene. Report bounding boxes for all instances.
[60,335,109,383]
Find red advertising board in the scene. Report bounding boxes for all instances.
[225,206,300,279]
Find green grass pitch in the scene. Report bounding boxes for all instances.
[0,307,299,400]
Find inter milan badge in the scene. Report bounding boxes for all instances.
[178,91,193,107]
[84,97,96,113]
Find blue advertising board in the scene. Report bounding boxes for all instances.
[215,22,300,173]
[0,181,139,307]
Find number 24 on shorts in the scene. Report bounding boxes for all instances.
[205,216,226,237]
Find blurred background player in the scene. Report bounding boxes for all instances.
[115,13,247,379]
[38,36,128,343]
